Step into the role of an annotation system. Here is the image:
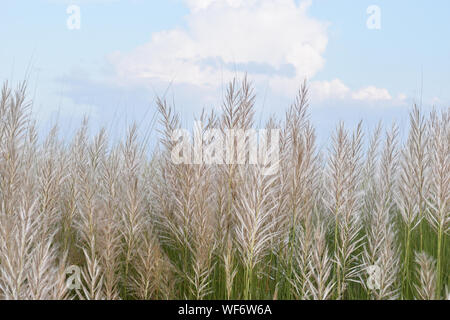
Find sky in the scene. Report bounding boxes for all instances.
[1,0,449,148]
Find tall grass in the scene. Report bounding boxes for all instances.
[0,79,448,300]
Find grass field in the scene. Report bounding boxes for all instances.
[0,78,448,300]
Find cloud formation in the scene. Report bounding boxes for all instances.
[109,0,327,95]
[352,86,392,101]
[308,79,409,107]
[310,79,350,101]
[105,0,402,106]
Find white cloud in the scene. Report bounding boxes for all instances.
[105,0,406,108]
[352,86,392,101]
[310,79,350,100]
[430,96,441,105]
[108,0,328,96]
[309,80,400,105]
[397,93,407,101]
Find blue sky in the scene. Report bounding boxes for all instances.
[1,0,449,147]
